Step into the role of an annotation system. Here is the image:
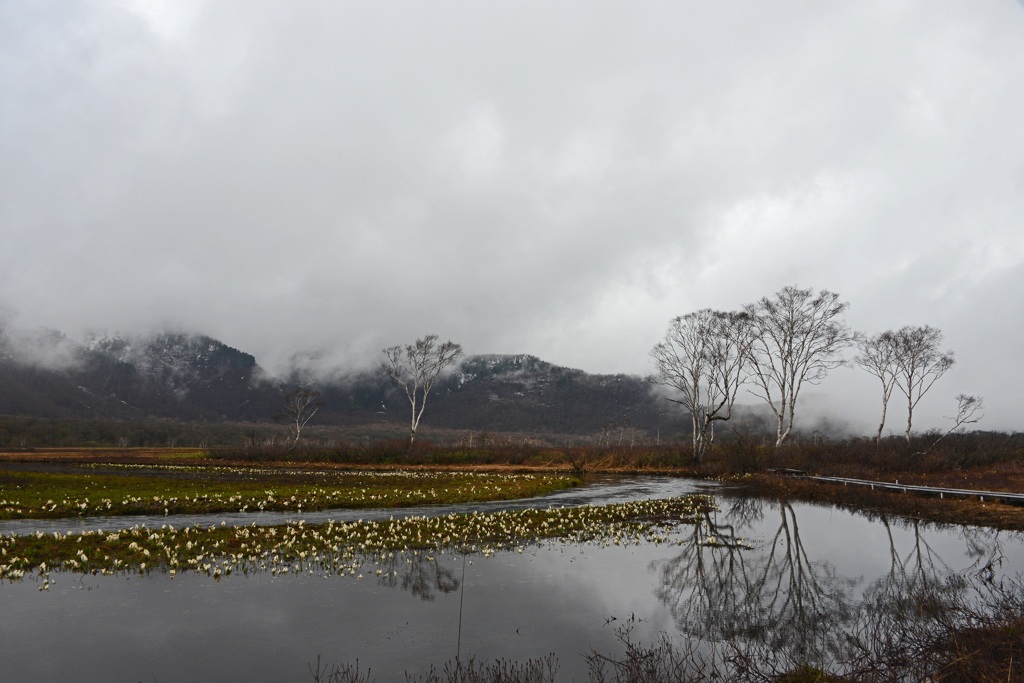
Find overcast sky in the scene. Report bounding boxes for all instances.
[2,1,1023,433]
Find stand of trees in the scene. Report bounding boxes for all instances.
[652,285,980,459]
[856,326,956,447]
[650,309,754,462]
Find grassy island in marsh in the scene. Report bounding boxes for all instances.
[0,465,578,520]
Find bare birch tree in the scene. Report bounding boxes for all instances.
[650,309,754,463]
[745,286,857,448]
[383,334,463,446]
[891,325,955,443]
[282,387,323,447]
[855,331,900,448]
[915,393,983,456]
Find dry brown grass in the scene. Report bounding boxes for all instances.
[4,432,1023,530]
[731,473,1024,531]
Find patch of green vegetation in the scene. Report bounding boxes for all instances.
[0,495,715,584]
[0,467,578,520]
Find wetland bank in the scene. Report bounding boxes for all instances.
[2,452,1024,681]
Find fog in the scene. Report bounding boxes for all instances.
[2,2,1022,432]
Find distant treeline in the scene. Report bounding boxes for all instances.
[0,416,274,449]
[0,415,645,450]
[2,416,1020,477]
[207,428,1024,476]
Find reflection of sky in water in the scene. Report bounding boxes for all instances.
[1,543,682,681]
[2,480,1023,681]
[733,497,1024,585]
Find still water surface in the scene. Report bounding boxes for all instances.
[1,477,1021,681]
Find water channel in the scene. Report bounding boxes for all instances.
[1,476,1021,681]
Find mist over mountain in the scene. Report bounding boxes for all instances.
[0,325,687,438]
[0,327,276,422]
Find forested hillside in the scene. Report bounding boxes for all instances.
[0,328,684,439]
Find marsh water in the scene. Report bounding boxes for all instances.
[0,474,719,537]
[2,476,1022,681]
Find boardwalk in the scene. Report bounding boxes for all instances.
[766,469,1024,505]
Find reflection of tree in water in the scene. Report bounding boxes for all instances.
[656,497,856,669]
[655,502,754,643]
[845,516,1009,679]
[861,514,1004,624]
[653,496,1012,677]
[374,551,460,601]
[745,500,858,663]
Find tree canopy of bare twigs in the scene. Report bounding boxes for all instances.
[889,325,955,443]
[281,386,323,447]
[857,325,956,446]
[744,286,857,448]
[855,331,900,448]
[650,309,754,463]
[382,334,463,446]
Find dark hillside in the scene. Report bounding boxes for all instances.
[0,328,687,438]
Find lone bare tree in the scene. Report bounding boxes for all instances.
[855,331,900,448]
[745,286,857,448]
[915,393,983,456]
[650,309,754,463]
[282,387,323,447]
[383,335,463,446]
[891,325,955,443]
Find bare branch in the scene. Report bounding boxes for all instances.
[915,394,984,457]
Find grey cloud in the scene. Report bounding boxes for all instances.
[2,1,1023,431]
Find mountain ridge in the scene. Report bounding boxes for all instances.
[0,327,682,437]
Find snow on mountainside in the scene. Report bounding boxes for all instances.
[455,354,563,387]
[428,354,673,435]
[93,332,256,398]
[85,332,132,359]
[0,328,275,421]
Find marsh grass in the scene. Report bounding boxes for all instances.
[406,655,559,683]
[204,430,1024,482]
[729,474,1024,532]
[311,654,560,683]
[208,440,697,471]
[0,467,577,520]
[0,495,714,583]
[7,430,1021,487]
